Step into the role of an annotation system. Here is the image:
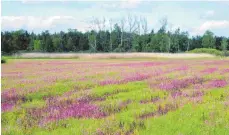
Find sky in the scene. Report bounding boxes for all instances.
[1,0,229,37]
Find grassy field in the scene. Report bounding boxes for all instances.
[1,58,229,135]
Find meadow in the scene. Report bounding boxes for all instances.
[1,57,229,135]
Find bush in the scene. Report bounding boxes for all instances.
[113,48,125,52]
[223,51,229,57]
[187,48,223,56]
[1,57,6,63]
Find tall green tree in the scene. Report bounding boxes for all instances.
[41,30,54,52]
[190,36,202,50]
[88,30,97,52]
[66,37,74,51]
[171,28,180,52]
[34,40,41,51]
[215,36,223,50]
[1,31,14,53]
[79,33,89,51]
[140,34,151,52]
[28,32,35,51]
[178,31,189,52]
[132,34,141,52]
[150,30,169,52]
[202,30,216,48]
[2,17,228,54]
[221,38,228,55]
[111,24,121,51]
[52,34,61,51]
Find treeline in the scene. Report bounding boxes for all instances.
[1,16,229,54]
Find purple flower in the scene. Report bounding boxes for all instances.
[1,102,14,112]
[1,88,19,103]
[171,91,183,98]
[174,66,189,71]
[158,77,204,91]
[192,91,204,97]
[99,73,151,86]
[201,68,218,74]
[99,79,120,85]
[221,69,229,74]
[209,80,227,88]
[39,101,105,125]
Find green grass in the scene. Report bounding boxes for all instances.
[25,82,73,101]
[21,100,46,109]
[2,80,229,135]
[25,83,229,135]
[137,86,229,135]
[2,58,229,135]
[139,102,229,135]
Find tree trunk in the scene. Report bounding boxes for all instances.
[110,34,112,51]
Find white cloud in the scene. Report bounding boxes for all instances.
[1,16,75,31]
[191,20,229,35]
[99,3,119,9]
[21,0,66,3]
[96,0,142,9]
[205,10,215,16]
[200,10,215,19]
[120,0,143,9]
[1,16,27,29]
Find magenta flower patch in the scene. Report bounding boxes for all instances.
[209,79,227,88]
[221,69,229,74]
[46,103,103,120]
[191,91,204,97]
[1,102,14,112]
[1,88,19,103]
[201,68,218,74]
[107,62,164,67]
[158,77,204,91]
[99,73,151,86]
[171,91,183,98]
[36,102,105,125]
[99,79,120,86]
[173,66,189,71]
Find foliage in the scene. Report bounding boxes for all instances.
[202,30,216,48]
[1,26,228,54]
[33,40,41,51]
[188,48,223,56]
[221,38,228,56]
[1,56,7,63]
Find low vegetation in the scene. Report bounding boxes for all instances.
[188,48,223,56]
[1,58,229,134]
[1,57,7,63]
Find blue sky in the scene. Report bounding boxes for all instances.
[1,0,229,37]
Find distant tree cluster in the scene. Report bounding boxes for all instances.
[1,15,229,54]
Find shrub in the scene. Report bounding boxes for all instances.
[113,48,125,52]
[187,48,223,56]
[1,57,6,63]
[223,51,229,57]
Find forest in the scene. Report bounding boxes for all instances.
[1,16,229,54]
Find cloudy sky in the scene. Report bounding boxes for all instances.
[1,0,229,36]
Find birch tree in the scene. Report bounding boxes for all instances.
[109,18,113,51]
